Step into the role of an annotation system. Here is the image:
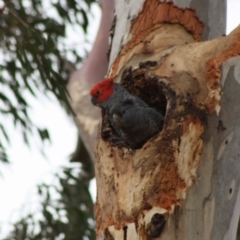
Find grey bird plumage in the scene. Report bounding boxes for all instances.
[110,97,164,149]
[90,80,164,149]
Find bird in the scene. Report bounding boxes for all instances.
[90,78,164,149]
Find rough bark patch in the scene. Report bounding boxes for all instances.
[132,1,203,40]
[206,31,240,113]
[110,0,203,77]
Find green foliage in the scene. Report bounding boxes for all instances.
[0,0,95,163]
[0,1,97,238]
[6,165,95,240]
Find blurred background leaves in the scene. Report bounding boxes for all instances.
[0,0,97,239]
[7,164,95,240]
[0,0,95,164]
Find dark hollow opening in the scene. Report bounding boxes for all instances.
[121,66,167,117]
[150,213,166,238]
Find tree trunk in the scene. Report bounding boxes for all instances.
[67,0,114,162]
[94,0,240,239]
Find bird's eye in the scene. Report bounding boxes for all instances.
[96,90,101,96]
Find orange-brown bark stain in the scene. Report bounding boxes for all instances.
[206,31,240,112]
[110,0,203,77]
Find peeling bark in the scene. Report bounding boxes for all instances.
[94,0,240,239]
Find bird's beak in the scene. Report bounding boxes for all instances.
[91,96,99,106]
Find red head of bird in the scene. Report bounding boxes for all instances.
[90,78,114,106]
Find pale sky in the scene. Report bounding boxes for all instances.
[0,0,240,238]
